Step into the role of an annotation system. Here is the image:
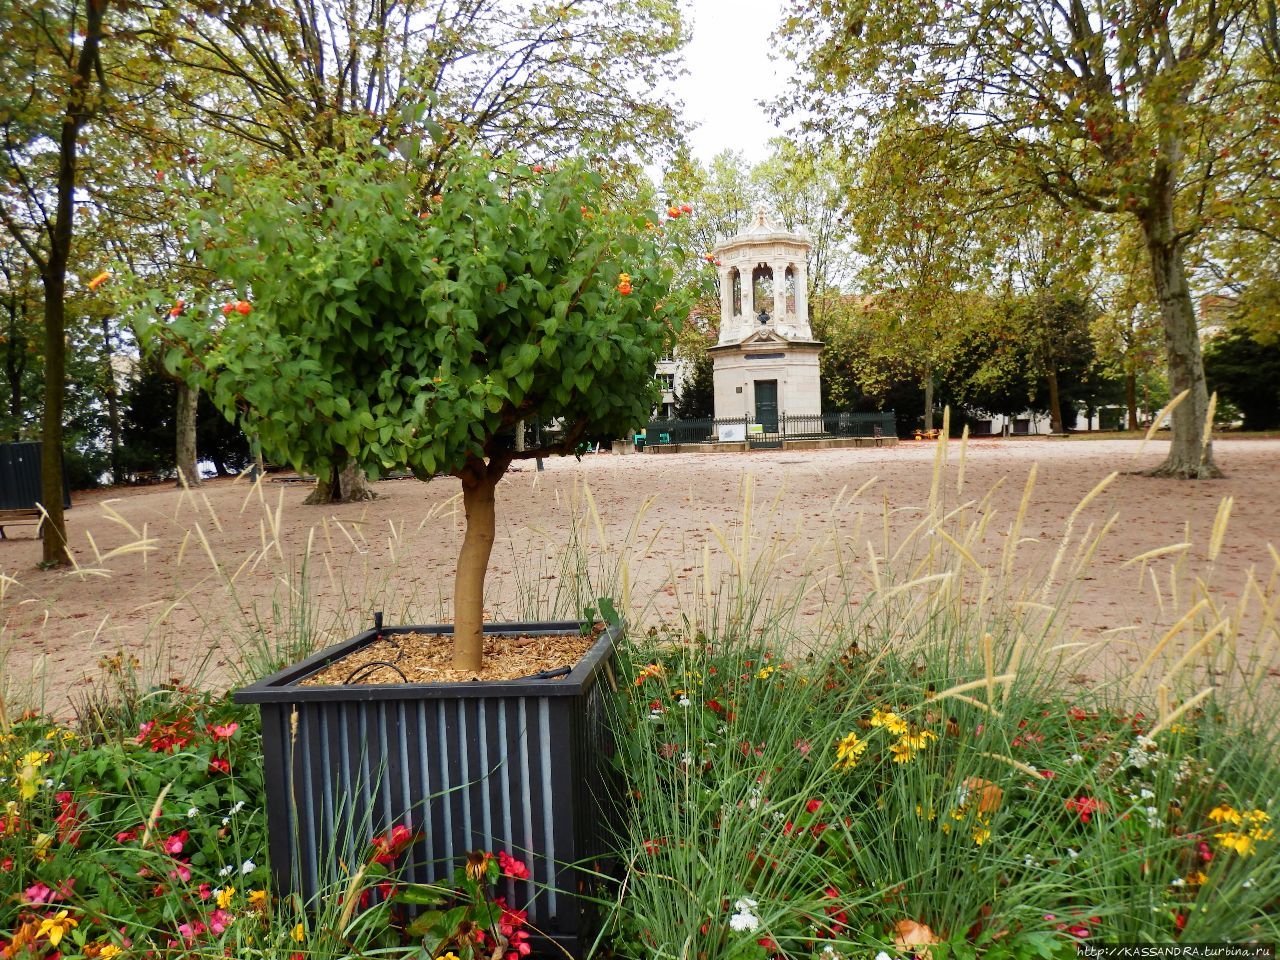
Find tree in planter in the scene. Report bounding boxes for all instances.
[173,150,684,671]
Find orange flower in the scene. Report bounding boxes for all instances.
[88,271,111,291]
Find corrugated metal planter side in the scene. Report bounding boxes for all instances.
[234,621,622,958]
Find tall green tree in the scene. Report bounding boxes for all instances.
[0,0,111,563]
[779,0,1253,477]
[166,150,685,669]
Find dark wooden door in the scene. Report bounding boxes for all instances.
[754,380,779,432]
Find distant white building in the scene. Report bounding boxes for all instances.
[653,354,685,419]
[708,205,822,426]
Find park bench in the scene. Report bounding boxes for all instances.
[0,508,44,539]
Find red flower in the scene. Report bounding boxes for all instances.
[1065,795,1106,824]
[806,799,822,814]
[209,722,239,740]
[208,757,231,775]
[497,850,530,880]
[162,830,190,855]
[369,823,416,865]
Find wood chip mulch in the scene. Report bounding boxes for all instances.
[301,626,603,686]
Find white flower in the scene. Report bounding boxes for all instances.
[187,807,200,818]
[1171,878,1186,887]
[678,696,691,708]
[240,859,256,875]
[1066,848,1079,859]
[218,865,235,877]
[1068,753,1084,765]
[734,897,758,912]
[1243,877,1254,888]
[230,800,245,815]
[729,911,760,933]
[681,752,693,766]
[221,817,231,826]
[43,778,54,788]
[648,709,664,722]
[876,952,895,960]
[1140,788,1156,800]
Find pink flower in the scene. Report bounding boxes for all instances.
[794,739,812,755]
[198,883,212,901]
[163,829,190,854]
[498,850,530,880]
[208,908,231,934]
[210,722,239,740]
[169,863,192,883]
[23,882,56,904]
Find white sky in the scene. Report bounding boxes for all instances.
[672,0,796,167]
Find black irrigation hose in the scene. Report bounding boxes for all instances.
[345,661,410,684]
[522,665,572,680]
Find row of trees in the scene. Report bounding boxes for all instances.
[1,0,688,564]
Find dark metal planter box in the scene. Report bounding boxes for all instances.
[234,620,622,957]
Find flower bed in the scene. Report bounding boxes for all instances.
[2,634,1276,960]
[609,636,1279,958]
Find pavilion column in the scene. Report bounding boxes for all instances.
[773,261,786,322]
[796,262,810,333]
[720,267,733,337]
[744,264,755,319]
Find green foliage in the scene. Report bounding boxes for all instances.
[608,634,1280,958]
[121,354,251,479]
[674,352,715,420]
[1204,327,1280,430]
[173,151,684,481]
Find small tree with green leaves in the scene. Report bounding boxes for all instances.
[165,150,683,671]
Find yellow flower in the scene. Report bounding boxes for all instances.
[248,889,269,908]
[889,731,935,764]
[33,833,54,861]
[1186,870,1208,886]
[99,945,123,958]
[972,826,991,846]
[292,922,306,942]
[1207,804,1242,825]
[870,709,909,736]
[756,665,778,680]
[1214,831,1256,855]
[901,730,937,751]
[834,732,867,770]
[1245,809,1270,826]
[19,750,48,769]
[37,910,78,947]
[438,953,462,960]
[216,886,235,909]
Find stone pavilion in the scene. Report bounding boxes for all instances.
[708,204,822,428]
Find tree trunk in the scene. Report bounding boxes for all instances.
[514,418,526,453]
[40,272,68,566]
[36,0,108,565]
[1138,162,1220,477]
[453,465,499,672]
[174,381,200,487]
[339,459,376,501]
[1126,367,1138,432]
[1046,370,1064,434]
[303,463,340,505]
[303,457,376,502]
[102,316,121,484]
[923,366,934,432]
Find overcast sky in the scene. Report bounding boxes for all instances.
[672,0,797,166]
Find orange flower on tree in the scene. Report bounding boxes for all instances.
[617,273,632,295]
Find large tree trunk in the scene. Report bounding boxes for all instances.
[102,316,121,484]
[453,464,499,672]
[1126,367,1138,432]
[1046,370,1064,433]
[303,457,376,503]
[36,0,107,565]
[923,366,934,432]
[1138,162,1220,478]
[174,381,200,487]
[39,272,68,566]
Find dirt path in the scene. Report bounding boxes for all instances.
[3,437,1278,711]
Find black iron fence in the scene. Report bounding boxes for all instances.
[638,412,897,447]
